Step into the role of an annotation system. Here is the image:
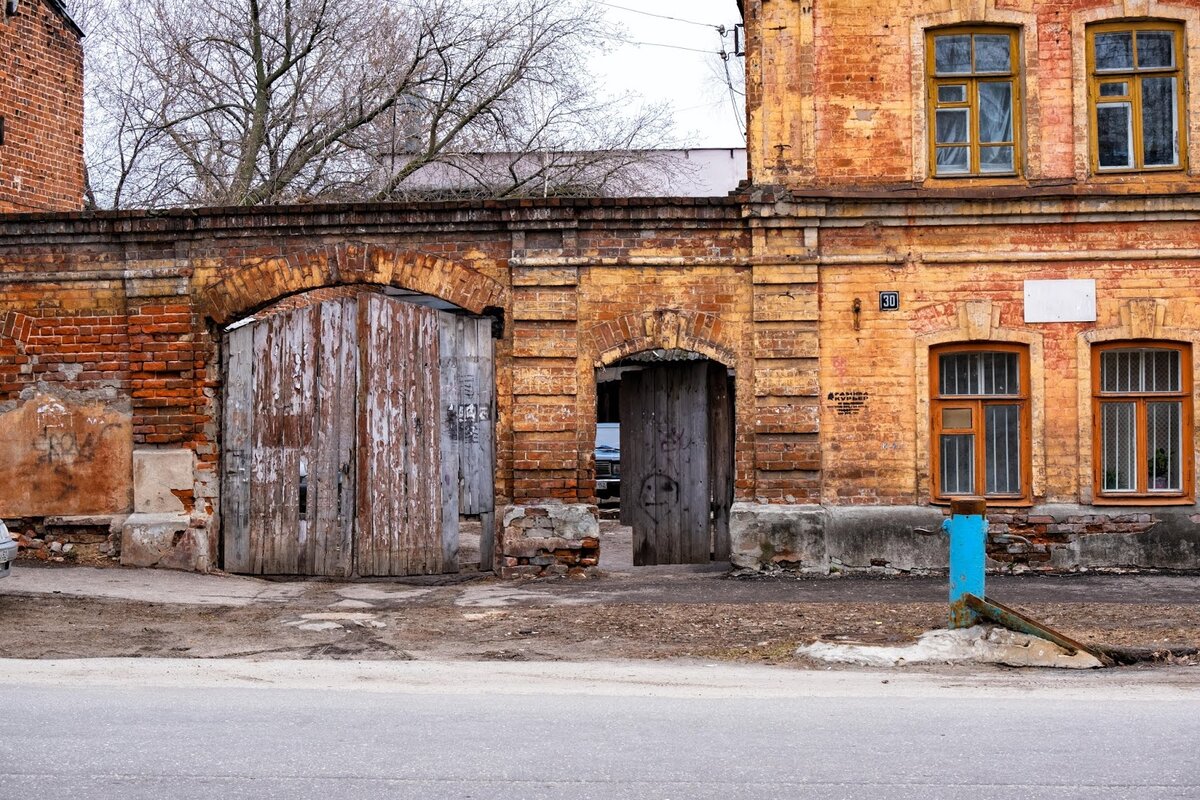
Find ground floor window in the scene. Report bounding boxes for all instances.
[1093,342,1192,500]
[930,343,1031,503]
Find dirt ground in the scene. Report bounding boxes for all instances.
[3,522,1199,668]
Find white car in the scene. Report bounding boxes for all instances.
[0,521,16,578]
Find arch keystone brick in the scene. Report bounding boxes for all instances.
[591,309,737,368]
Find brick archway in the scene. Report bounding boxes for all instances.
[590,309,736,368]
[198,242,506,324]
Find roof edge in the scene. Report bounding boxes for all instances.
[42,0,83,37]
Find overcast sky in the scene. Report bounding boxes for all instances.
[591,0,746,149]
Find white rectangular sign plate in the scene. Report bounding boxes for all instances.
[1024,279,1096,323]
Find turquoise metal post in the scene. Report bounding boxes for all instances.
[945,497,987,628]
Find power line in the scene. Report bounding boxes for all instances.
[592,1,724,31]
[616,37,724,56]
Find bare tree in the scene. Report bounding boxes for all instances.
[79,0,679,208]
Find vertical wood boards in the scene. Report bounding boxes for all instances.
[439,313,497,570]
[708,363,734,561]
[310,299,357,577]
[462,317,496,567]
[223,290,495,577]
[225,302,356,576]
[357,294,444,577]
[221,323,254,574]
[618,371,645,551]
[619,361,729,566]
[673,362,712,564]
[438,313,462,573]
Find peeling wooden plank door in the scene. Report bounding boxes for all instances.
[224,300,356,576]
[225,291,486,578]
[221,323,254,573]
[708,362,734,561]
[309,299,358,577]
[438,315,462,574]
[357,294,444,577]
[440,314,496,570]
[620,362,712,565]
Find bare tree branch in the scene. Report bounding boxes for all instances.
[81,0,681,208]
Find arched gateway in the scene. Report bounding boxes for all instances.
[221,286,496,577]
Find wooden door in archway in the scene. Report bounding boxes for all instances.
[618,360,733,566]
[221,291,494,577]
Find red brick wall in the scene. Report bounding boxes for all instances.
[0,1,84,212]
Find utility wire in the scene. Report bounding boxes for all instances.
[616,37,724,55]
[592,1,723,31]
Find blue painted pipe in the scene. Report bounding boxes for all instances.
[944,498,988,628]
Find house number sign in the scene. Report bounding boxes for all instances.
[879,291,900,311]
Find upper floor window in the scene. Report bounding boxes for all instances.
[931,344,1030,503]
[1093,343,1193,501]
[1088,21,1187,172]
[926,27,1021,177]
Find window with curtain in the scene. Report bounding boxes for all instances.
[1088,21,1187,172]
[1093,344,1192,500]
[926,27,1021,177]
[931,344,1031,502]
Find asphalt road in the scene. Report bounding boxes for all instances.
[1,660,1196,800]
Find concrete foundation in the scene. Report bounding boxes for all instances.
[120,513,199,570]
[730,503,1200,574]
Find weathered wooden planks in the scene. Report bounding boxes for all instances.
[620,361,723,566]
[439,313,497,570]
[310,298,358,577]
[357,294,444,577]
[438,313,462,573]
[228,303,349,576]
[223,290,494,577]
[221,323,254,573]
[708,362,734,561]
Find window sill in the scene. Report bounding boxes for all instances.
[1092,495,1195,506]
[924,173,1022,183]
[1090,166,1187,178]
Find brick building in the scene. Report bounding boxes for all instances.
[0,0,84,213]
[1,0,1200,574]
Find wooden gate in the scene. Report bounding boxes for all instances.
[618,360,734,566]
[221,290,494,577]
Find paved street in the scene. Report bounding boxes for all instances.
[1,659,1197,800]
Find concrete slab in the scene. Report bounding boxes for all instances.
[2,565,306,606]
[797,625,1105,669]
[133,449,194,514]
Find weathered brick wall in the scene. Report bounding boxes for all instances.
[817,196,1200,509]
[744,0,1200,191]
[0,1,84,212]
[3,191,1200,571]
[0,200,751,544]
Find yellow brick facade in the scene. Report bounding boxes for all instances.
[5,0,1200,573]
